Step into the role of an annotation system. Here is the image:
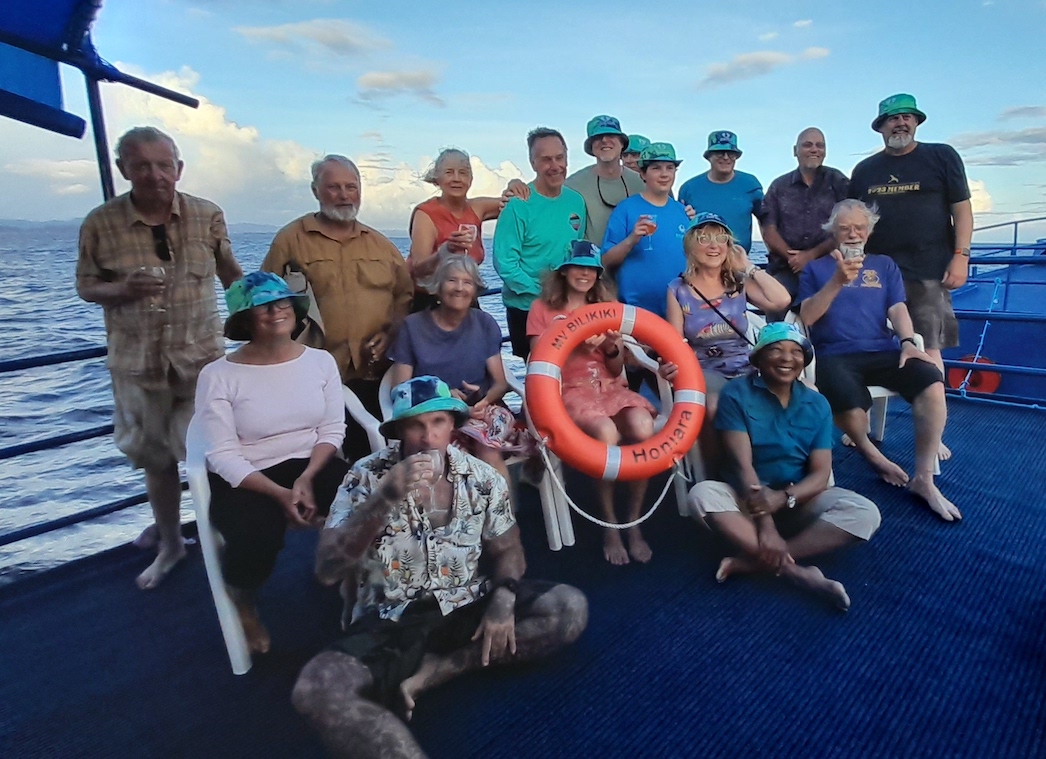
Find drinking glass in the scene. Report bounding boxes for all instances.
[640,215,658,251]
[134,266,167,311]
[411,449,446,513]
[457,223,478,248]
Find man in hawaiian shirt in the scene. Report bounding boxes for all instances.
[293,376,588,757]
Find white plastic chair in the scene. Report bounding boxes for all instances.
[184,417,252,676]
[344,364,574,551]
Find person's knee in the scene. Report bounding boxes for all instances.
[545,584,588,643]
[583,419,620,445]
[292,651,371,717]
[686,480,730,523]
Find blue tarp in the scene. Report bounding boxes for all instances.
[0,0,105,138]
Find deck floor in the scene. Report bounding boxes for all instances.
[2,398,1045,758]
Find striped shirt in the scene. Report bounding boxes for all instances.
[77,192,237,382]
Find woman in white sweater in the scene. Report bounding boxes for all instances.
[195,272,347,654]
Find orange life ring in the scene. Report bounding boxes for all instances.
[525,302,705,481]
[946,355,1001,394]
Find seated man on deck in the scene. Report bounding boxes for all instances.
[292,376,588,758]
[799,199,960,521]
[686,323,881,610]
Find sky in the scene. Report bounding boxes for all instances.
[2,0,1045,239]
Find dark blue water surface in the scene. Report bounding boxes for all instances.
[0,221,766,584]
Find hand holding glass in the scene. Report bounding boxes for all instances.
[411,449,445,513]
[457,224,478,246]
[130,266,166,311]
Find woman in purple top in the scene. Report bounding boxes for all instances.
[389,255,532,487]
[664,213,790,474]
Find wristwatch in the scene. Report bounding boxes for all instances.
[954,247,971,258]
[784,489,797,510]
[900,336,917,348]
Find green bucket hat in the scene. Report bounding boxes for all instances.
[584,114,629,156]
[379,375,470,438]
[638,141,682,168]
[704,130,742,159]
[223,271,309,341]
[555,240,604,272]
[686,211,735,238]
[624,134,650,156]
[749,323,814,368]
[871,93,927,131]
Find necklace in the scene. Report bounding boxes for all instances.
[596,175,629,209]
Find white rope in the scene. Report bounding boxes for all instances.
[537,442,681,530]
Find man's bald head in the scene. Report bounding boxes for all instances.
[794,128,826,172]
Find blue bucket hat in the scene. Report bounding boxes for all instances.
[624,134,650,156]
[224,271,309,341]
[379,376,470,438]
[686,211,735,238]
[704,130,742,159]
[750,323,814,367]
[555,240,604,272]
[584,114,629,156]
[871,93,927,131]
[638,141,683,168]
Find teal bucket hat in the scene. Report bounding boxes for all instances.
[224,271,309,341]
[686,211,735,238]
[624,134,650,155]
[638,141,682,168]
[555,240,604,272]
[704,130,742,159]
[584,114,629,156]
[379,375,470,438]
[750,323,814,367]
[871,93,927,131]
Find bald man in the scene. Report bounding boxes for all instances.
[760,128,850,318]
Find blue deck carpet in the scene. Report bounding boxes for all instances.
[1,398,1045,758]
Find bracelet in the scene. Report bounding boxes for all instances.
[744,265,758,279]
[954,247,971,257]
[900,337,917,347]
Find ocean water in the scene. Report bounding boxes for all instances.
[0,222,765,584]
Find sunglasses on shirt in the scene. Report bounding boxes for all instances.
[150,225,172,261]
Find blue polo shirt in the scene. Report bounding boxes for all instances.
[677,170,764,252]
[716,373,833,489]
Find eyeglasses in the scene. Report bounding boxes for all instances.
[150,225,172,261]
[251,298,293,313]
[694,233,731,245]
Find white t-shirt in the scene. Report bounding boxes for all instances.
[194,347,345,487]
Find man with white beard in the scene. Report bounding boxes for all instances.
[849,95,972,416]
[264,154,412,462]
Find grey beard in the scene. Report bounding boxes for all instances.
[320,204,358,223]
[886,133,913,150]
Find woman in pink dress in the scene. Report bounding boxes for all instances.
[526,241,658,566]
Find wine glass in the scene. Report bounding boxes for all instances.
[640,214,658,252]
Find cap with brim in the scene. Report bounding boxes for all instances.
[624,134,650,155]
[554,240,604,272]
[749,323,814,367]
[871,93,927,131]
[379,375,470,438]
[638,141,682,168]
[686,211,735,238]
[703,130,742,159]
[224,271,310,341]
[584,114,628,156]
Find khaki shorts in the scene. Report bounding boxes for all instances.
[904,279,959,350]
[686,481,881,541]
[111,371,197,471]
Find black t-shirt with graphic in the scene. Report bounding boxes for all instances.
[849,142,970,280]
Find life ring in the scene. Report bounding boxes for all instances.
[526,303,705,481]
[946,355,1001,394]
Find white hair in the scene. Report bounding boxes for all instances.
[116,126,180,162]
[311,154,360,186]
[425,253,486,295]
[422,148,471,186]
[823,199,881,234]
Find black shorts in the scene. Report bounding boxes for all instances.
[815,351,943,413]
[329,579,554,712]
[506,306,531,360]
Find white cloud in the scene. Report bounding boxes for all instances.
[950,125,1046,165]
[55,183,90,196]
[758,31,778,41]
[794,19,813,27]
[5,158,97,182]
[235,19,390,58]
[998,105,1046,121]
[696,47,830,89]
[357,70,444,107]
[969,179,993,214]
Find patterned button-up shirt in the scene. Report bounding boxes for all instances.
[76,192,236,383]
[760,166,850,272]
[326,443,515,622]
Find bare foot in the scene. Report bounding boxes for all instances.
[603,530,630,565]
[715,555,760,582]
[135,543,186,590]
[938,442,952,461]
[861,448,909,486]
[626,528,652,563]
[132,524,158,550]
[399,654,439,722]
[782,564,850,610]
[908,474,962,521]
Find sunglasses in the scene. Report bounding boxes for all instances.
[150,225,172,262]
[251,298,293,313]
